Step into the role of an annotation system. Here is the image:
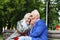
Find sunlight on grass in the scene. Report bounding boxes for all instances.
[0,34,3,40]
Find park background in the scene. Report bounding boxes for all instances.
[0,0,60,40]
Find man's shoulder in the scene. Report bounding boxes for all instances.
[37,19,45,24]
[36,19,46,26]
[36,19,47,28]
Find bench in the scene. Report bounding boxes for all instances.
[48,30,60,40]
[3,30,60,40]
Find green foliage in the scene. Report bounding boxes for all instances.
[48,0,59,30]
[0,0,46,29]
[0,0,59,30]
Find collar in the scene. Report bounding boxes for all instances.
[33,19,40,26]
[36,19,40,22]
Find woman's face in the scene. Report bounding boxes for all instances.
[26,17,31,25]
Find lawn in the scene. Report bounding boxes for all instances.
[0,34,3,40]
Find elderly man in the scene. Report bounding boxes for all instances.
[18,9,48,40]
[28,9,48,40]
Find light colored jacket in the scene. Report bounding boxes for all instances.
[17,19,30,33]
[6,19,30,40]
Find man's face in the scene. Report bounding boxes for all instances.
[30,13,37,24]
[29,13,37,28]
[30,13,36,20]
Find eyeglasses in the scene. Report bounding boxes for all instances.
[28,18,30,20]
[30,15,33,17]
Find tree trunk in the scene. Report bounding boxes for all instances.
[7,22,11,30]
[0,21,2,34]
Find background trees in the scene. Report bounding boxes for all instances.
[0,0,60,33]
[0,0,46,33]
[48,0,60,30]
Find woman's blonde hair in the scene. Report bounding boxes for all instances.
[24,13,30,19]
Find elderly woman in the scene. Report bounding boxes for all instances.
[6,13,31,40]
[17,13,31,35]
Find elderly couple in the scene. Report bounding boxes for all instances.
[6,9,48,40]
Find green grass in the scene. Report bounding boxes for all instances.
[0,34,3,40]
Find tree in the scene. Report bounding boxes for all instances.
[0,0,46,31]
[48,0,59,30]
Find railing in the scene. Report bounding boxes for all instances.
[3,30,60,40]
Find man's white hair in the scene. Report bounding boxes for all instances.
[31,9,40,18]
[24,13,30,19]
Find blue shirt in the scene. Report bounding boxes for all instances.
[28,19,48,40]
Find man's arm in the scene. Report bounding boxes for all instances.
[30,22,46,37]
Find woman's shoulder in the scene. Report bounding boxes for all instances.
[17,20,24,24]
